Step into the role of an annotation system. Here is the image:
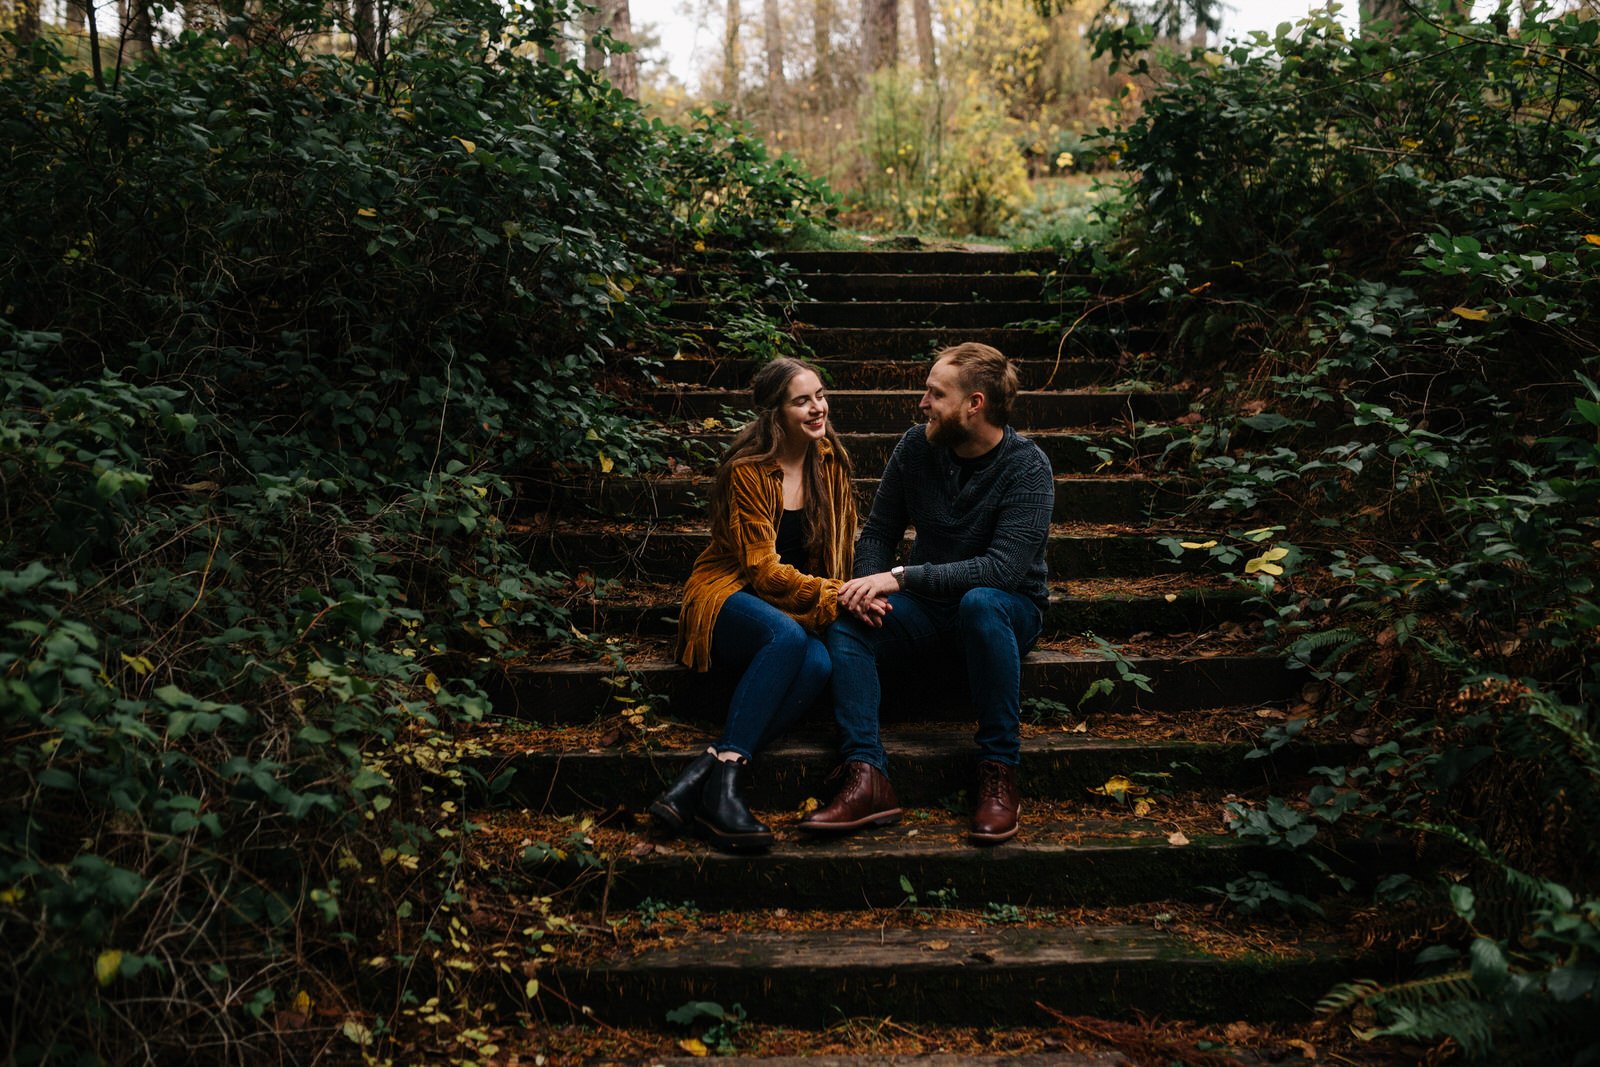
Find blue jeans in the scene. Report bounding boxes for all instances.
[826,587,1043,771]
[709,590,832,759]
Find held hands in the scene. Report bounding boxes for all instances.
[838,572,901,628]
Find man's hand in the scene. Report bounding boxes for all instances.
[839,572,899,615]
[845,593,894,628]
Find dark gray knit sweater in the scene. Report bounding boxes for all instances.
[855,424,1053,611]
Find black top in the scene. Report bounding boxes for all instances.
[776,508,809,572]
[950,439,1004,490]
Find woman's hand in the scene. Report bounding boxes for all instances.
[839,573,899,627]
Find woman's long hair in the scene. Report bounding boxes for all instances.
[708,357,856,578]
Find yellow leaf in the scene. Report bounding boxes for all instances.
[585,428,600,441]
[598,453,615,474]
[1260,547,1290,562]
[1167,831,1191,846]
[95,949,123,987]
[1089,775,1147,800]
[692,240,706,253]
[1286,1037,1318,1059]
[356,207,377,218]
[1202,50,1226,66]
[1243,527,1276,541]
[525,978,540,999]
[1584,234,1600,246]
[292,989,312,1014]
[798,796,820,814]
[678,1038,709,1057]
[423,672,441,694]
[922,939,951,950]
[1071,720,1088,733]
[120,652,154,676]
[1178,540,1217,550]
[1133,797,1155,817]
[0,885,24,905]
[454,136,477,154]
[1244,557,1285,576]
[341,1019,373,1046]
[1163,593,1178,603]
[700,417,724,430]
[1452,306,1491,322]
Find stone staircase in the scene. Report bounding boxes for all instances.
[480,250,1384,1057]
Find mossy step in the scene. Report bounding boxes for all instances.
[542,925,1373,1027]
[513,816,1355,911]
[485,652,1295,724]
[773,249,1063,274]
[640,389,1186,433]
[528,526,1218,581]
[640,1057,1124,1066]
[655,357,1119,391]
[684,429,1172,474]
[667,301,1062,329]
[529,474,1186,525]
[674,270,1065,303]
[559,582,1256,641]
[476,728,1351,813]
[760,328,1138,360]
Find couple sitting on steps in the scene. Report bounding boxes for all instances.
[649,343,1054,852]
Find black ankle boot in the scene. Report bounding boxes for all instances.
[649,752,717,832]
[695,758,774,852]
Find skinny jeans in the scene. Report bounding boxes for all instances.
[710,590,832,759]
[825,586,1042,771]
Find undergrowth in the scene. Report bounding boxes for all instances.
[0,0,831,1062]
[1085,2,1600,1058]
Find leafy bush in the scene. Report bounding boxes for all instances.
[0,0,831,1061]
[1093,3,1600,1058]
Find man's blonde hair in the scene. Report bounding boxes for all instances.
[935,343,1018,427]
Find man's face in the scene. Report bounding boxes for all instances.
[920,358,975,449]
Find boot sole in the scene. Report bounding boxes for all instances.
[693,817,774,852]
[968,823,1020,844]
[648,800,689,833]
[797,808,903,834]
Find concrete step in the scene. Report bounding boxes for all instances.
[530,474,1186,525]
[639,390,1186,433]
[525,525,1219,582]
[654,357,1118,390]
[485,651,1296,724]
[674,270,1063,303]
[511,814,1358,911]
[777,327,1138,359]
[541,923,1374,1027]
[667,301,1063,329]
[773,249,1063,274]
[474,727,1350,813]
[677,429,1166,475]
[559,580,1254,641]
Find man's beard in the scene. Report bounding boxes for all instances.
[927,415,972,450]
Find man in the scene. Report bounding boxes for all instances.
[799,342,1054,844]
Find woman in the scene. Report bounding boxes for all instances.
[650,356,863,852]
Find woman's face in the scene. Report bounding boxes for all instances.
[779,369,829,445]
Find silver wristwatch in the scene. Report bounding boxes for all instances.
[890,565,906,590]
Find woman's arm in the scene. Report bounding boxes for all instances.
[725,462,842,628]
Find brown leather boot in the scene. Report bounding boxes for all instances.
[969,760,1020,844]
[798,761,902,834]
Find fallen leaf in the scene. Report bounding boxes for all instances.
[1133,797,1155,817]
[1585,234,1600,246]
[525,978,541,999]
[922,939,951,951]
[798,797,819,814]
[1451,306,1491,322]
[1225,1022,1259,1043]
[1071,720,1088,733]
[1167,831,1191,846]
[292,989,312,1014]
[678,1038,709,1057]
[356,207,377,217]
[1287,1037,1318,1059]
[1179,540,1218,550]
[1089,775,1147,801]
[423,671,441,693]
[454,136,477,154]
[1163,593,1178,603]
[598,453,615,474]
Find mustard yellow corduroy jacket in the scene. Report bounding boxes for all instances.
[676,439,856,672]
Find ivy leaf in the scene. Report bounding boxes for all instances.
[598,453,615,474]
[95,949,123,986]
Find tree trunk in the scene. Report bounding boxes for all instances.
[811,0,833,97]
[353,0,377,60]
[63,0,88,33]
[582,0,606,73]
[722,0,741,103]
[1360,0,1409,32]
[862,0,896,73]
[125,0,156,56]
[911,0,934,74]
[11,0,40,45]
[608,0,638,97]
[763,0,785,127]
